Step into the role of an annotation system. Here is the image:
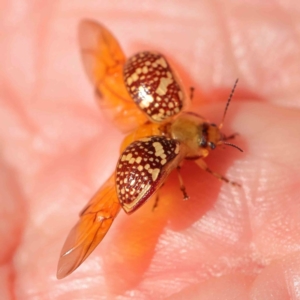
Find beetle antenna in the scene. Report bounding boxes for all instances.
[219,78,239,129]
[223,141,243,152]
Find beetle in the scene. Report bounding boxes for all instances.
[56,20,242,279]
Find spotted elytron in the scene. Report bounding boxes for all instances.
[57,20,242,279]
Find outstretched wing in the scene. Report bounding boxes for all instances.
[57,174,121,279]
[78,20,147,132]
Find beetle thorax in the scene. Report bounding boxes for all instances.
[169,112,222,159]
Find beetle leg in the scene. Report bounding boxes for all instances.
[195,159,241,187]
[223,132,239,141]
[189,87,195,101]
[177,167,189,200]
[152,194,160,212]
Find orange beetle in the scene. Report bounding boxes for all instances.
[57,20,242,279]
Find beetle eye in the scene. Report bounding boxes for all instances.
[208,142,216,150]
[199,137,207,147]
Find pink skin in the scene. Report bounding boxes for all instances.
[1,1,300,299]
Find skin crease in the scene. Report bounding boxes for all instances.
[1,0,300,299]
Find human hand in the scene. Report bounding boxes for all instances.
[1,1,300,299]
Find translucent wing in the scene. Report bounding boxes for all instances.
[57,174,121,279]
[116,136,185,214]
[78,20,147,132]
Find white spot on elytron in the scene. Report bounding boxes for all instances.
[129,158,135,164]
[125,153,132,161]
[168,102,174,109]
[145,61,151,66]
[141,183,145,188]
[138,86,154,108]
[132,73,138,81]
[175,107,180,113]
[152,114,164,122]
[161,159,167,165]
[121,155,126,162]
[142,66,149,74]
[138,165,143,171]
[152,168,160,181]
[136,68,142,74]
[124,178,128,184]
[121,188,125,194]
[127,77,133,86]
[136,157,142,164]
[156,57,167,68]
[155,149,164,157]
[156,76,173,96]
[152,62,157,68]
[175,144,180,154]
[130,179,136,186]
[118,164,122,168]
[153,142,163,150]
[140,137,151,142]
[145,164,150,170]
[156,96,162,101]
[148,169,153,174]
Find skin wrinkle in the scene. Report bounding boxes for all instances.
[274,0,300,55]
[211,0,242,84]
[1,0,300,299]
[32,3,56,106]
[1,80,39,137]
